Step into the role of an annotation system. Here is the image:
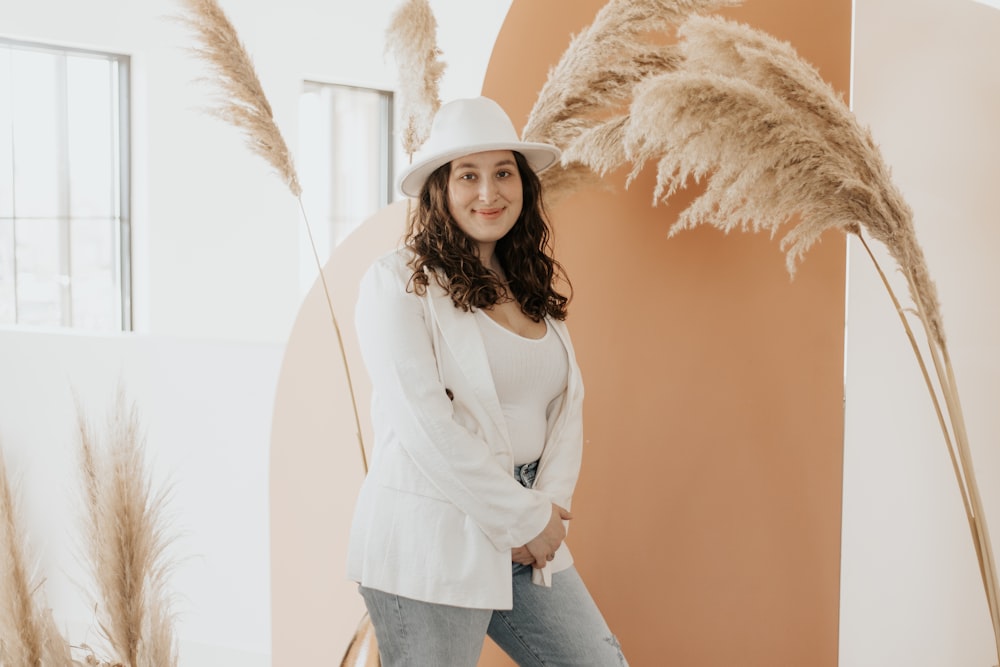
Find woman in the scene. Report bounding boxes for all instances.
[348,96,627,666]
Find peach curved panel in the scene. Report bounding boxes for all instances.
[270,201,405,666]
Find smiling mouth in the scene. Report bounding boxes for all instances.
[475,207,504,216]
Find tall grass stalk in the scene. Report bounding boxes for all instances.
[385,0,445,159]
[76,391,178,667]
[523,0,741,202]
[0,446,73,666]
[175,0,368,473]
[567,13,999,660]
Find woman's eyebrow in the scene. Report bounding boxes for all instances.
[452,158,517,170]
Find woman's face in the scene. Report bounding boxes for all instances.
[446,150,523,259]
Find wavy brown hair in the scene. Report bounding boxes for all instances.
[405,151,571,321]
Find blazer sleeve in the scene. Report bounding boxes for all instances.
[355,256,552,551]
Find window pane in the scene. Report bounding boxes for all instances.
[11,49,64,219]
[299,85,333,253]
[0,218,14,324]
[1,39,130,331]
[299,83,391,254]
[67,55,114,218]
[329,88,386,245]
[0,47,14,219]
[15,217,64,326]
[70,217,117,330]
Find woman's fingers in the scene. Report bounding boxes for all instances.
[511,546,535,565]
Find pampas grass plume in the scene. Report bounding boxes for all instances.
[566,12,998,658]
[176,0,301,196]
[176,0,369,474]
[0,445,73,666]
[77,391,177,667]
[673,15,943,345]
[386,0,446,158]
[524,0,741,200]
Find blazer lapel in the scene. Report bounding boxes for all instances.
[549,318,582,398]
[425,287,513,452]
[545,317,583,434]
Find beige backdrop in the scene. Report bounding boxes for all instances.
[271,1,850,664]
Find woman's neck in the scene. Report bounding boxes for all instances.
[477,244,502,275]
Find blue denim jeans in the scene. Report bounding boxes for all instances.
[359,564,628,666]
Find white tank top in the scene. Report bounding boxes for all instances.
[474,308,569,465]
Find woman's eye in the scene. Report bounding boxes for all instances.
[459,173,476,181]
[497,170,511,178]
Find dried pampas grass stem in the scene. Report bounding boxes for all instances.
[176,0,300,196]
[0,446,72,666]
[566,12,999,658]
[525,0,742,201]
[339,612,380,667]
[386,0,445,158]
[674,15,943,344]
[386,0,447,254]
[77,390,178,667]
[176,0,368,473]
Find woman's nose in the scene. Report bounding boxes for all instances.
[478,181,498,202]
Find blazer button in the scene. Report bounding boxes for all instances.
[445,388,454,401]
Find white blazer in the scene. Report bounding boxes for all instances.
[346,249,585,610]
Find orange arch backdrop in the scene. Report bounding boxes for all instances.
[479,1,849,665]
[270,2,850,666]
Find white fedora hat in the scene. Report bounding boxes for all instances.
[398,96,561,198]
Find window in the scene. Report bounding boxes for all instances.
[297,82,392,290]
[0,38,130,331]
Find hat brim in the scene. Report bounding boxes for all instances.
[398,141,561,198]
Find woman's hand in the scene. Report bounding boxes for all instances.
[524,504,572,568]
[511,546,535,566]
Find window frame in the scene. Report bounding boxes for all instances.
[299,79,394,247]
[0,36,132,331]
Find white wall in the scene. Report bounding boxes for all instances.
[0,0,509,665]
[0,330,282,665]
[842,0,1000,665]
[0,0,511,343]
